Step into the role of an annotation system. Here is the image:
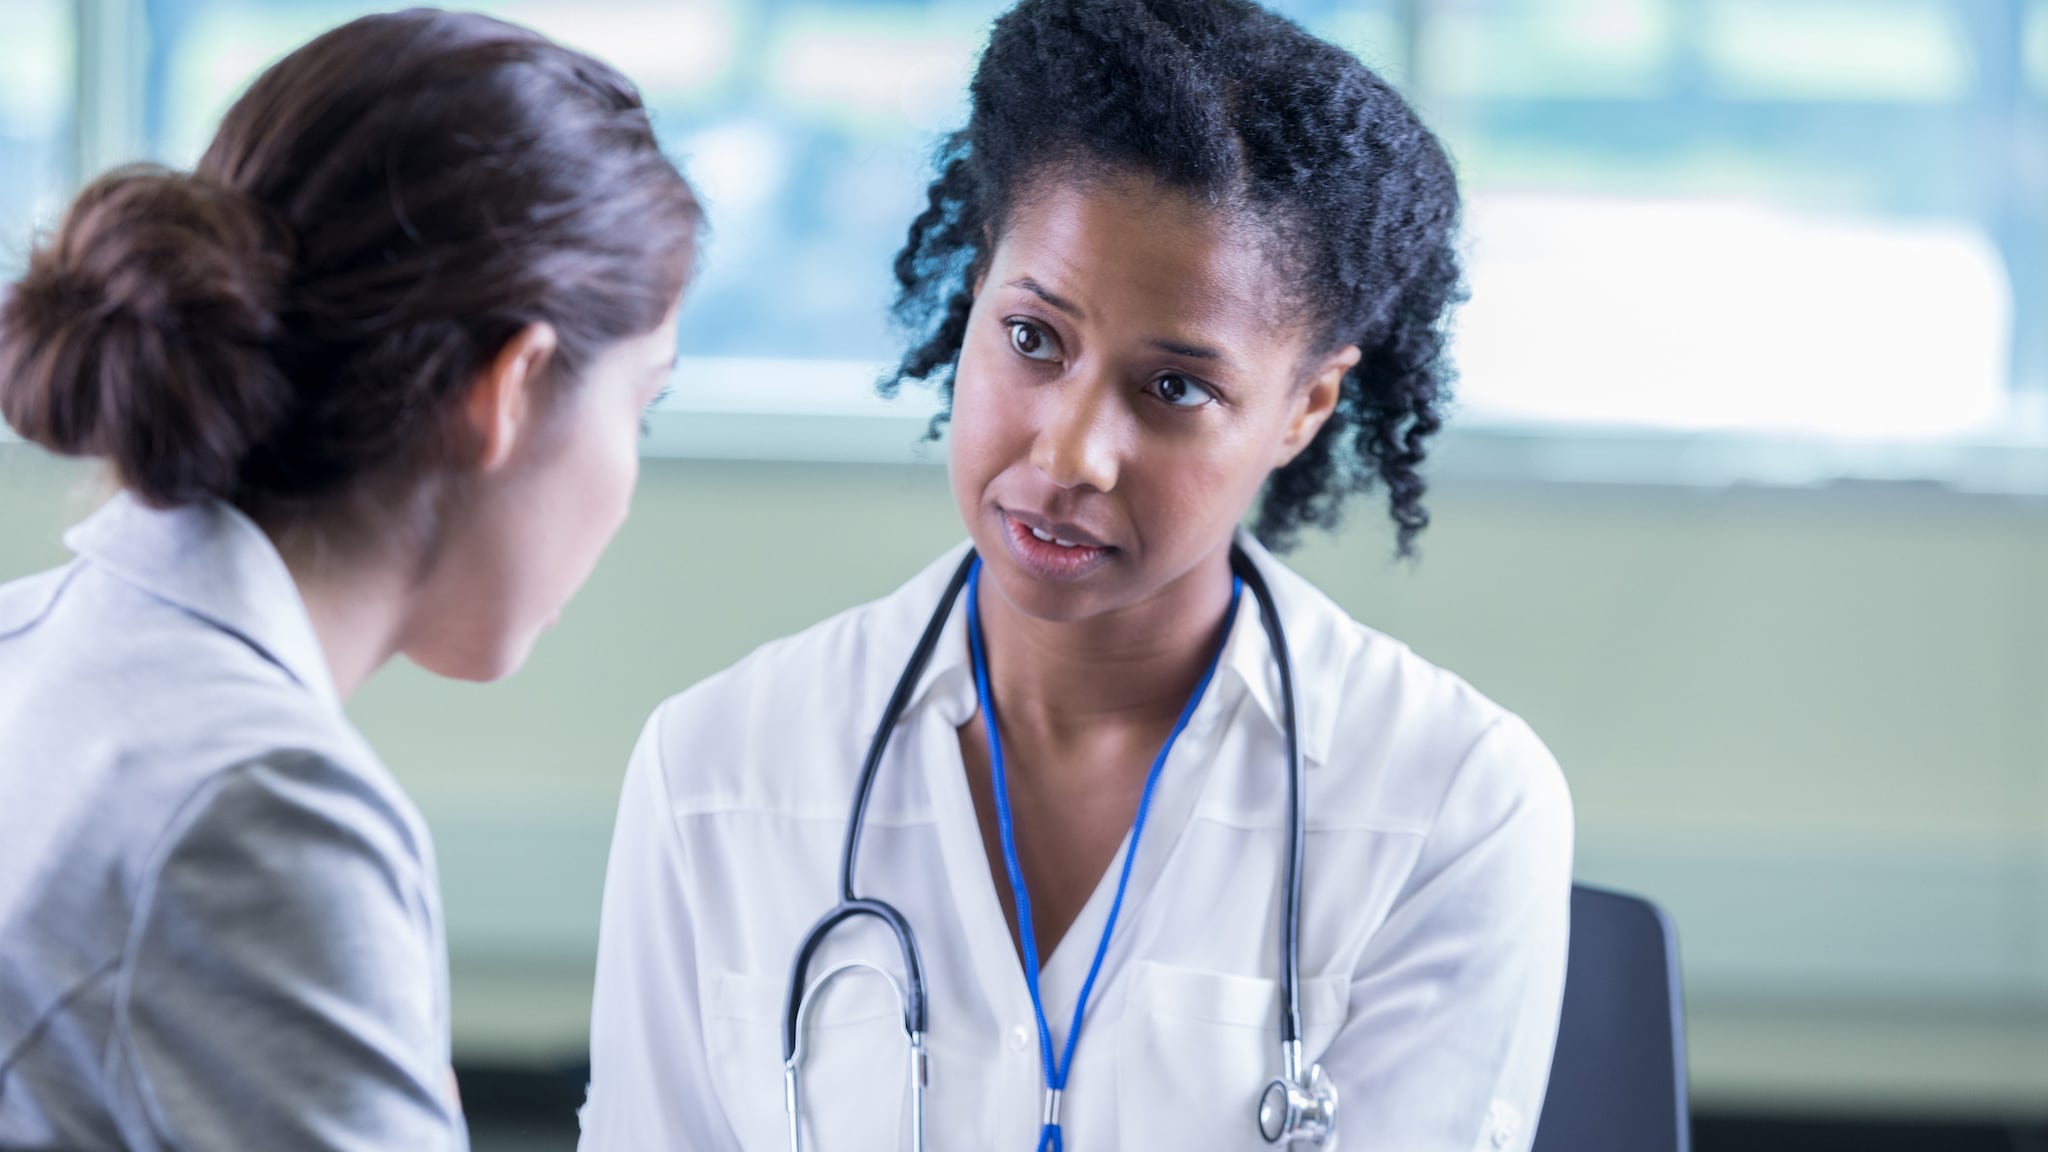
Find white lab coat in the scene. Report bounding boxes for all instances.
[581,536,1572,1152]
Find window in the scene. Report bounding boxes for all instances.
[67,2,2048,469]
[0,1,73,276]
[1424,0,2027,442]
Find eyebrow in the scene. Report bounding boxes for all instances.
[1009,277,1230,366]
[1009,277,1086,321]
[1151,338,1222,362]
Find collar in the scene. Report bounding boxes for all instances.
[1214,532,1351,769]
[882,534,1349,766]
[65,492,342,711]
[886,541,980,729]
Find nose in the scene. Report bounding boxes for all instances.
[1029,375,1121,492]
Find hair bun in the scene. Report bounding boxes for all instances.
[0,165,294,506]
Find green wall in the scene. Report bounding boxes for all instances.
[8,442,2048,1117]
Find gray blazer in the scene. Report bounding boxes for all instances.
[0,494,467,1150]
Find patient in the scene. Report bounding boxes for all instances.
[0,10,699,1149]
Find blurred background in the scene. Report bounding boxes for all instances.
[5,0,2048,1148]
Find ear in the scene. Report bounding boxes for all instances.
[462,322,559,473]
[1276,344,1359,467]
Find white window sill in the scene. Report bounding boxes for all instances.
[640,357,2048,497]
[16,354,2048,497]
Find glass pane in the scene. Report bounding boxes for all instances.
[148,1,396,165]
[137,0,1409,398]
[0,0,73,276]
[1421,0,2022,439]
[136,0,2036,443]
[1423,0,1676,100]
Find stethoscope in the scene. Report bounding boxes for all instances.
[781,542,1336,1149]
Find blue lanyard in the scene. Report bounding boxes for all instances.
[965,559,1243,1151]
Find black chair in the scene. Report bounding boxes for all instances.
[1530,884,1691,1152]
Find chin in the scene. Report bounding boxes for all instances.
[976,544,1126,625]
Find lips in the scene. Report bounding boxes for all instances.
[997,508,1115,581]
[1002,507,1108,548]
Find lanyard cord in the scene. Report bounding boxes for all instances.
[965,560,1244,1151]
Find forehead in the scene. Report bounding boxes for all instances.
[989,172,1305,353]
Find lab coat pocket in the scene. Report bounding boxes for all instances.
[706,969,911,1152]
[1116,963,1348,1151]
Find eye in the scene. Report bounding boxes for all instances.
[1149,373,1216,409]
[1007,319,1059,362]
[640,384,673,440]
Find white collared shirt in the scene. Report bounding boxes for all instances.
[0,494,466,1151]
[581,536,1572,1152]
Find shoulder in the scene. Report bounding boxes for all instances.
[0,560,83,639]
[1250,545,1570,844]
[118,754,461,1152]
[125,750,441,992]
[643,545,974,801]
[84,746,439,966]
[123,750,442,1010]
[0,562,418,895]
[154,751,434,895]
[35,541,378,765]
[641,544,974,811]
[123,672,411,873]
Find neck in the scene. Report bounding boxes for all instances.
[270,525,416,701]
[976,543,1238,742]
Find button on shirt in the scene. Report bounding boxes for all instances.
[580,536,1574,1152]
[0,495,467,1151]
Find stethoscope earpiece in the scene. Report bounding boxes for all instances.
[1258,1060,1338,1146]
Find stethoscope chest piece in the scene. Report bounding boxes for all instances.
[1259,1054,1337,1145]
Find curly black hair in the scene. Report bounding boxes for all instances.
[883,0,1462,555]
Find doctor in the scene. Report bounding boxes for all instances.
[581,0,1572,1148]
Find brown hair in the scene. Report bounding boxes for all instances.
[0,8,701,518]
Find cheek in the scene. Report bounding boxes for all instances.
[1132,451,1234,534]
[528,408,640,594]
[947,332,1028,492]
[570,418,642,552]
[1129,423,1277,546]
[408,409,642,681]
[592,417,642,511]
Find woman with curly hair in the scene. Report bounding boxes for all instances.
[582,0,1570,1148]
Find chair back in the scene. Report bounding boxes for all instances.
[1530,884,1690,1152]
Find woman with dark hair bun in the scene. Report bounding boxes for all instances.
[584,0,1569,1149]
[0,9,700,1149]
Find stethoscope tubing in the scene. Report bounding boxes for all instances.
[780,542,1313,1141]
[781,551,974,1061]
[1231,546,1308,1052]
[835,551,976,906]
